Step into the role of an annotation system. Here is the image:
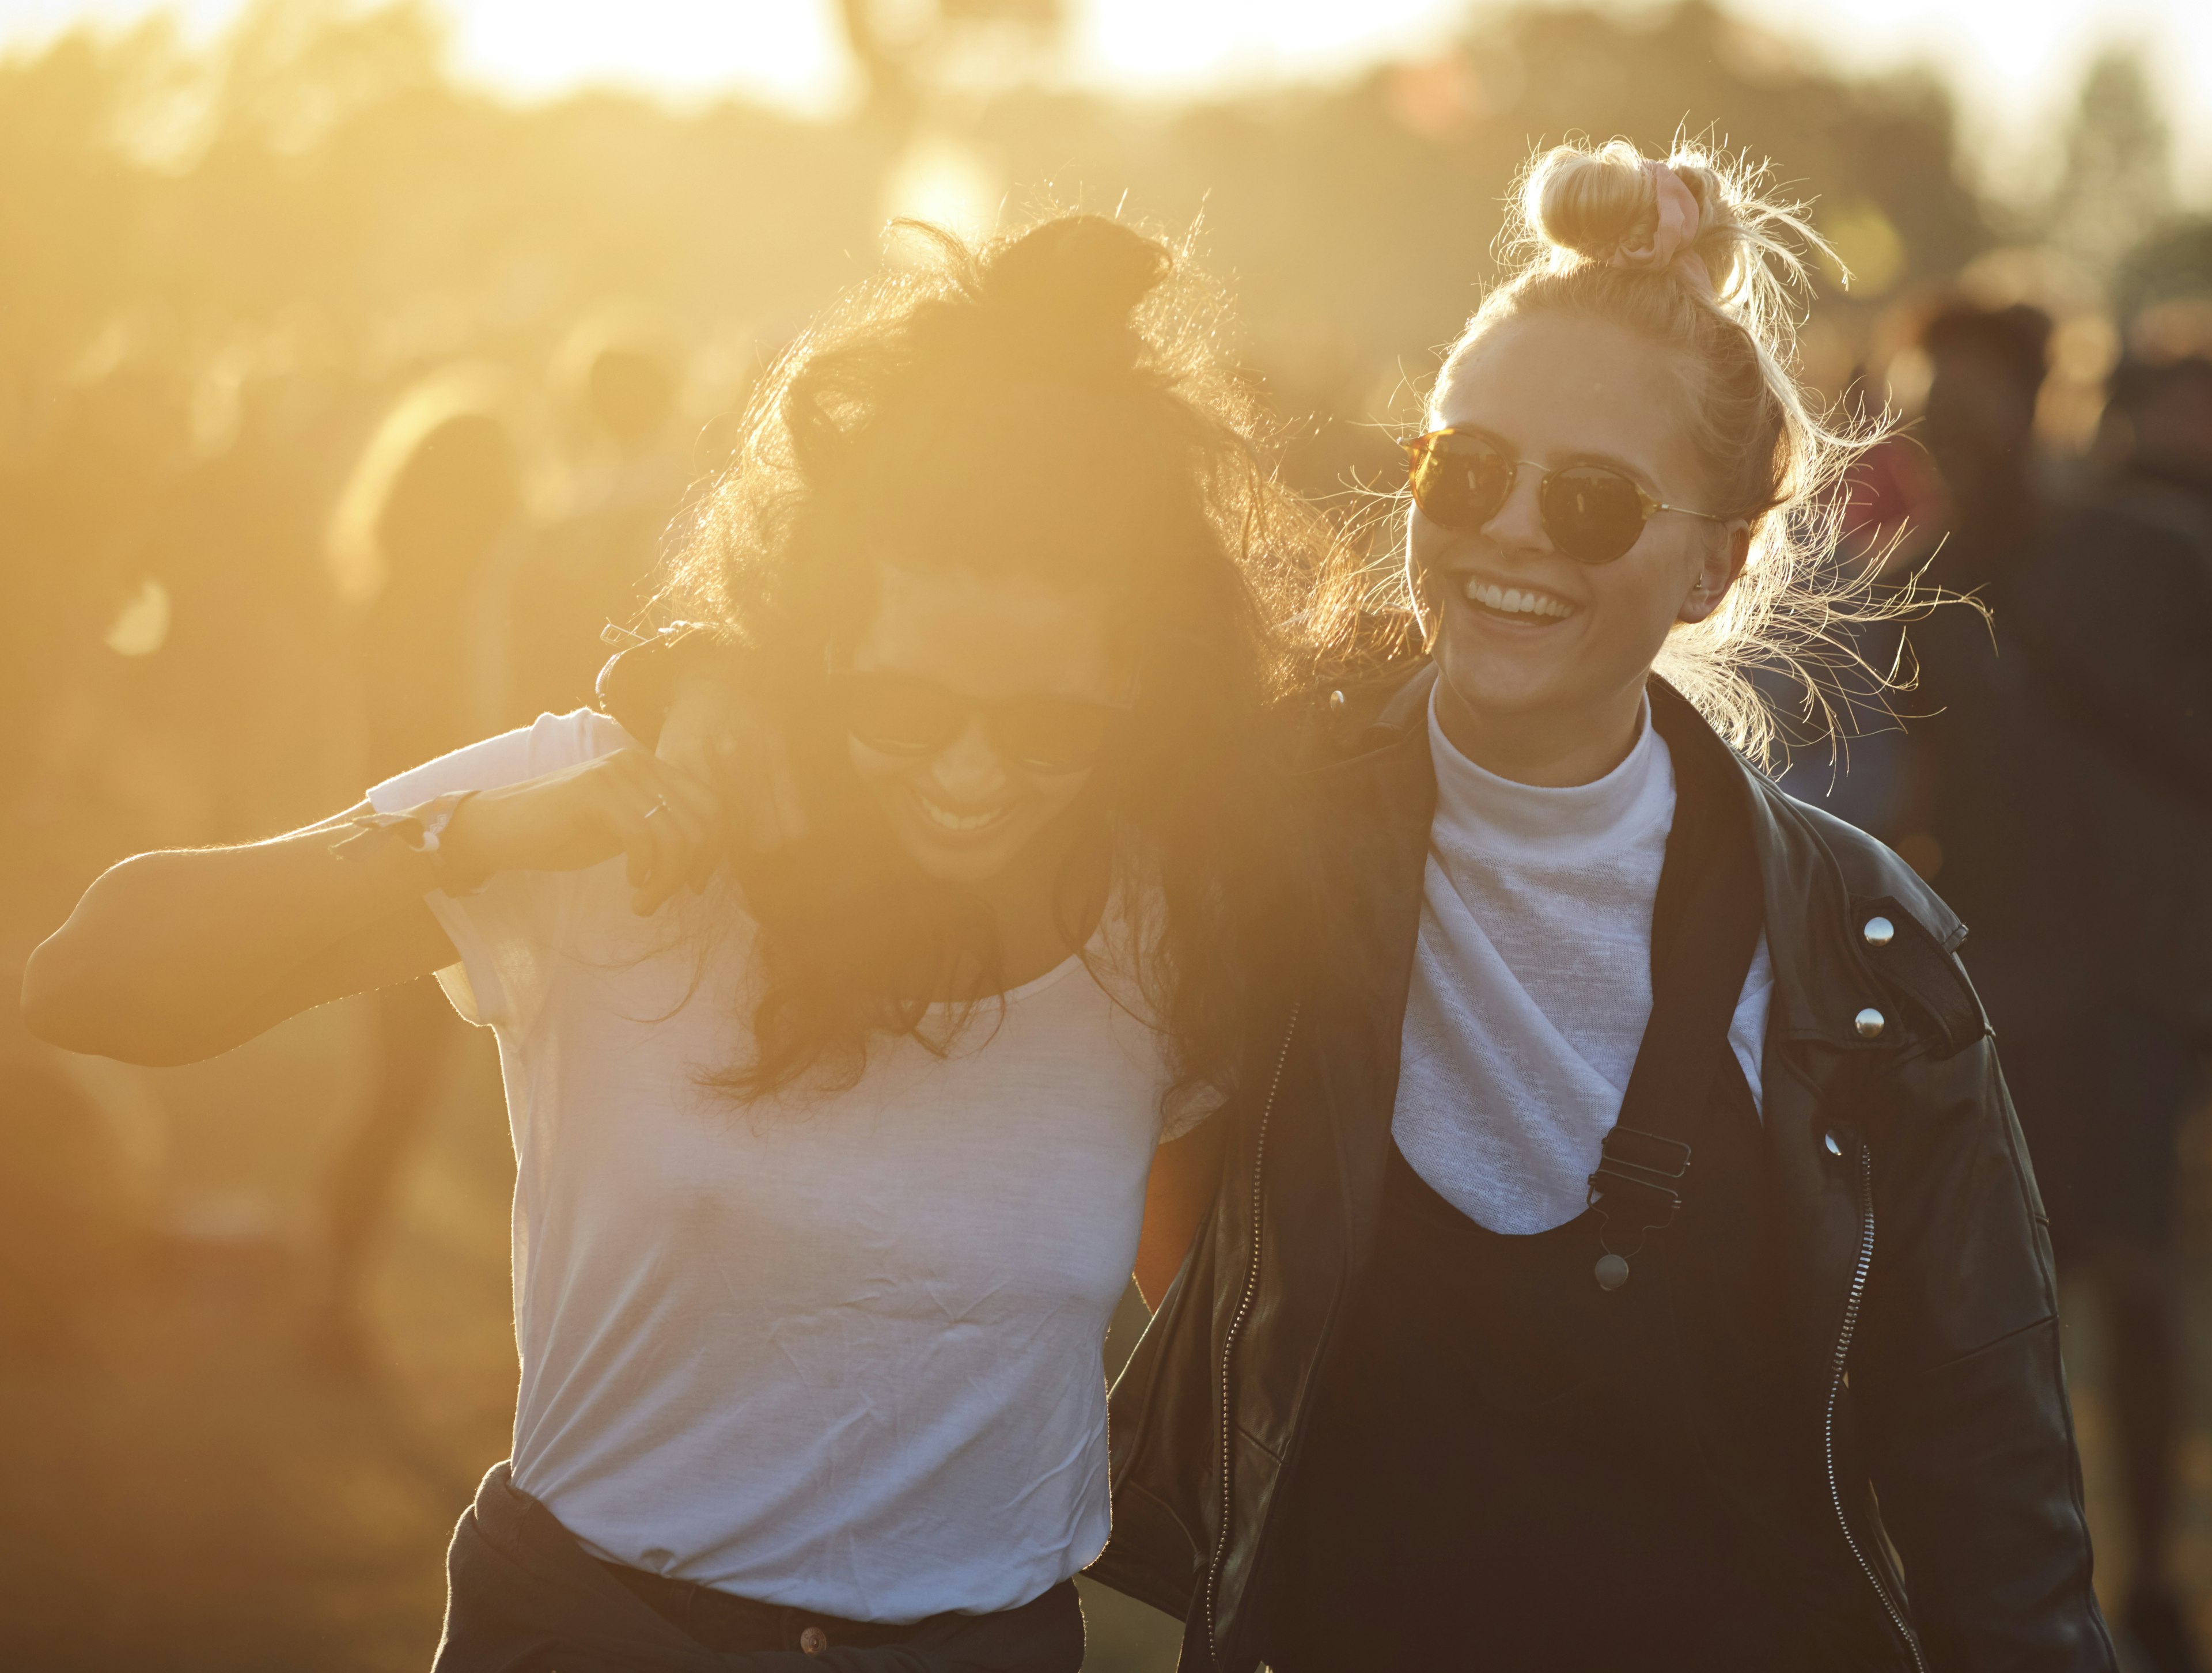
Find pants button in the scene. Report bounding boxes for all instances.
[800,1625,830,1656]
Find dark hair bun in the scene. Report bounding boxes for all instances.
[975,214,1172,375]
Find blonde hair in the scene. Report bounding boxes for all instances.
[1418,138,1895,767]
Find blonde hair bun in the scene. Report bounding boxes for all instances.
[1514,138,1830,335]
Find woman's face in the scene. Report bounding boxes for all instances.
[1414,313,1747,778]
[844,565,1134,887]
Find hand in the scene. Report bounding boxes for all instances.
[441,749,725,917]
[656,667,808,856]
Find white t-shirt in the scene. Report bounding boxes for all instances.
[1391,692,1775,1235]
[370,710,1184,1623]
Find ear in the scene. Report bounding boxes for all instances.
[1677,520,1751,624]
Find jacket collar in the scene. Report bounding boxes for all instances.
[1342,663,1972,1058]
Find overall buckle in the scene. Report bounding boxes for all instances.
[1585,1125,1692,1292]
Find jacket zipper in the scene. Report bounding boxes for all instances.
[1202,1006,1300,1664]
[1825,1137,1927,1673]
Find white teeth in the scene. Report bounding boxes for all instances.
[916,794,1006,833]
[1464,577,1574,620]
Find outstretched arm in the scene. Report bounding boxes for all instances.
[23,746,722,1068]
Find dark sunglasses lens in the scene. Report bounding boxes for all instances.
[1540,466,1650,563]
[842,676,965,755]
[995,699,1117,773]
[1409,434,1516,530]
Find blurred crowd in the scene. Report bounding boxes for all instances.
[3,0,2212,1666]
[0,299,749,1362]
[1816,286,2212,1663]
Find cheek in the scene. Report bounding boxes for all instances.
[1599,528,1705,628]
[1023,769,1093,824]
[1406,515,1450,594]
[846,738,917,805]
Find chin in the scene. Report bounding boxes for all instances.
[902,841,1025,886]
[1437,638,1574,720]
[889,810,1043,886]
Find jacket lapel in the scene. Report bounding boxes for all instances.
[1307,666,1438,1257]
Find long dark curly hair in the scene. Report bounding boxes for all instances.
[658,213,1332,1113]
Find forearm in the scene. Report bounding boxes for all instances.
[1863,1321,2112,1671]
[21,813,446,1065]
[1857,1044,2113,1668]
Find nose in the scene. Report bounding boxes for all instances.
[927,717,1009,804]
[1483,461,1551,555]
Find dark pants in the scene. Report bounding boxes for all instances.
[434,1461,1086,1673]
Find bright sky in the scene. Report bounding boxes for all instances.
[6,0,2211,202]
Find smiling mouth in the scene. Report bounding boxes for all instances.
[1458,574,1578,624]
[911,789,1014,837]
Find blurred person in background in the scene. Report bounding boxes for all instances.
[1,344,192,807]
[317,373,523,1365]
[2010,344,2212,1673]
[1899,299,2209,1671]
[1097,142,2109,1672]
[495,309,694,724]
[22,213,1322,1671]
[1891,300,2070,927]
[131,343,351,843]
[0,344,194,1366]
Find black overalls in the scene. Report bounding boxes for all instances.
[1266,701,1849,1671]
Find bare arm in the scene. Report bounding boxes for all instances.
[1134,1113,1230,1310]
[22,807,456,1065]
[22,748,725,1068]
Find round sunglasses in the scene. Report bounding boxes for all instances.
[834,672,1132,775]
[1403,427,1728,564]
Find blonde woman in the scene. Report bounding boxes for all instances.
[1096,142,2112,1672]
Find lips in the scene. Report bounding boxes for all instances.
[1456,572,1580,624]
[910,788,1014,839]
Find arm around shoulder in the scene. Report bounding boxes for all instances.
[1135,1110,1230,1310]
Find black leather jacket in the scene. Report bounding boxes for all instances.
[1092,667,2114,1673]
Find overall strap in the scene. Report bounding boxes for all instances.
[1586,705,1766,1289]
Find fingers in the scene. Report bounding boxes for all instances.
[714,711,809,854]
[593,752,719,916]
[634,762,721,916]
[585,766,664,901]
[656,681,809,856]
[756,726,810,850]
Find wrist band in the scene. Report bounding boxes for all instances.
[329,790,486,897]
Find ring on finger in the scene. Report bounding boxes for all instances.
[643,799,671,822]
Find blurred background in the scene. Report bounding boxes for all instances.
[3,1,2211,1668]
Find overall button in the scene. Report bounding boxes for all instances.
[1862,915,1895,948]
[1854,1007,1886,1040]
[800,1626,830,1656]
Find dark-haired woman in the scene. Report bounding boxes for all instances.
[22,215,1317,1672]
[1094,142,2114,1672]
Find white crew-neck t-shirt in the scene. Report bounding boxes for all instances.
[1391,691,1774,1235]
[369,710,1190,1624]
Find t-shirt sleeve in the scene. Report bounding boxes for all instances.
[1158,1084,1224,1145]
[366,708,635,1032]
